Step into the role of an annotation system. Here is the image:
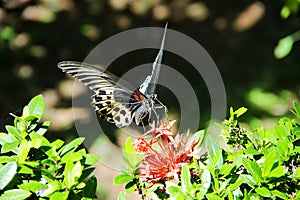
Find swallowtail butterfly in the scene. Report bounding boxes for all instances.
[58,25,167,128]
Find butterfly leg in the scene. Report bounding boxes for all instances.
[150,99,162,126]
[154,97,168,116]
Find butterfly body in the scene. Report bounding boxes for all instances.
[58,24,167,128]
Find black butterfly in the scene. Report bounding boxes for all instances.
[58,24,167,128]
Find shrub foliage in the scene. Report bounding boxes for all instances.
[0,95,99,200]
[116,105,300,199]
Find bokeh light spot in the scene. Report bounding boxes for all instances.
[233,1,265,32]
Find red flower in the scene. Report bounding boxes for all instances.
[133,120,200,183]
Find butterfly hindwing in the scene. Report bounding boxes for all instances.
[92,89,132,128]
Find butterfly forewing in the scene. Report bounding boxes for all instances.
[139,23,167,97]
[58,61,137,128]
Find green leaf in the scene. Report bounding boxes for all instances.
[37,177,61,197]
[255,187,271,197]
[271,189,288,199]
[125,181,137,194]
[31,138,42,149]
[85,154,100,166]
[35,120,51,135]
[79,168,95,182]
[295,167,300,178]
[205,135,223,169]
[190,129,206,149]
[49,191,69,200]
[181,163,193,194]
[292,101,300,119]
[237,174,256,187]
[0,156,18,163]
[18,140,32,163]
[0,132,17,145]
[206,193,222,200]
[209,149,223,170]
[114,174,134,184]
[83,176,97,198]
[72,161,82,180]
[234,107,247,117]
[262,150,277,177]
[19,164,34,175]
[197,168,211,199]
[18,180,47,193]
[5,125,23,142]
[29,131,51,147]
[229,107,234,120]
[0,189,31,200]
[1,141,19,154]
[59,137,85,156]
[220,163,235,177]
[122,137,144,172]
[268,166,285,178]
[61,151,83,163]
[166,185,185,200]
[27,94,45,119]
[0,162,17,190]
[242,158,262,183]
[51,139,64,150]
[226,176,244,192]
[22,106,30,117]
[274,36,294,59]
[64,160,75,188]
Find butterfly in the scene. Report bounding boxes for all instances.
[58,24,167,128]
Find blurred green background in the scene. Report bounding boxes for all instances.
[0,0,299,199]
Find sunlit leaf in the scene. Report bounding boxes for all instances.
[0,162,17,190]
[85,154,100,166]
[27,94,45,119]
[18,140,32,163]
[166,185,185,200]
[181,163,193,193]
[72,161,82,180]
[255,187,271,197]
[18,180,47,193]
[114,174,134,185]
[59,137,84,156]
[262,150,277,177]
[271,189,288,199]
[49,191,69,200]
[234,107,247,117]
[5,125,23,142]
[0,189,31,200]
[206,193,222,200]
[205,135,223,169]
[242,158,262,183]
[269,166,285,178]
[197,168,211,198]
[64,160,75,188]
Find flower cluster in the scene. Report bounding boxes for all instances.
[133,120,200,183]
